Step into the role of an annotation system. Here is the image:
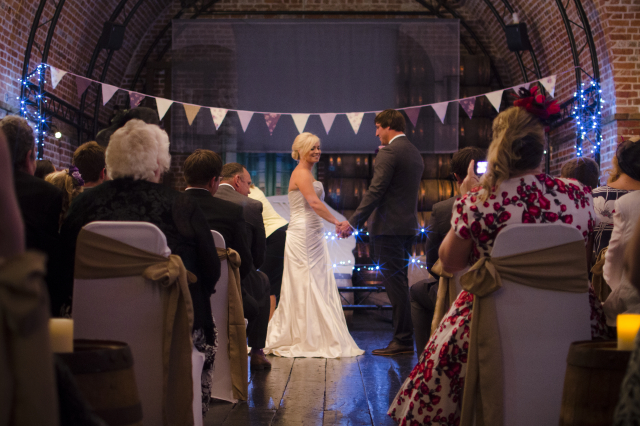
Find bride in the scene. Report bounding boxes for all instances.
[264,132,364,358]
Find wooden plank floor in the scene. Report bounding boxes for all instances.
[205,311,418,426]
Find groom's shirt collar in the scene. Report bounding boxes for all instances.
[388,134,406,145]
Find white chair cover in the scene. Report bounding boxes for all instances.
[490,223,591,426]
[209,230,236,403]
[72,221,204,426]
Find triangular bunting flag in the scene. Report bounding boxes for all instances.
[319,113,336,134]
[540,75,557,98]
[404,107,421,127]
[183,103,200,126]
[237,111,254,132]
[346,113,364,134]
[485,90,504,113]
[129,92,145,109]
[155,98,173,120]
[459,98,476,119]
[50,66,67,90]
[75,76,92,98]
[101,84,118,105]
[432,102,448,124]
[264,113,281,135]
[291,114,310,134]
[513,82,531,94]
[210,108,228,130]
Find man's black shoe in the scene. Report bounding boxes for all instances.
[371,341,414,356]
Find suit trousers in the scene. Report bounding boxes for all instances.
[260,225,288,302]
[371,235,415,346]
[246,270,270,350]
[410,280,437,353]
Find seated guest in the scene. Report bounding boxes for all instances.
[60,120,220,414]
[248,184,288,318]
[0,128,24,257]
[45,167,84,228]
[412,147,485,353]
[602,190,640,325]
[389,99,604,424]
[35,159,55,179]
[561,157,600,190]
[215,163,271,370]
[1,116,63,313]
[592,137,640,257]
[182,149,253,280]
[72,141,106,188]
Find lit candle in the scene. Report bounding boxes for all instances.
[49,318,73,353]
[617,314,640,351]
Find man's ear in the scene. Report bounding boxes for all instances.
[100,168,106,181]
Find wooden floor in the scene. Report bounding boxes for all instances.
[205,311,418,426]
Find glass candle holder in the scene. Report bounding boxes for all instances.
[617,314,640,351]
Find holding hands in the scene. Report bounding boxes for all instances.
[335,221,353,239]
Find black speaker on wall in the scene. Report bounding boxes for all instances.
[505,23,532,52]
[100,22,125,50]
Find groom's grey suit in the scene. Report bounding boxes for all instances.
[348,136,424,346]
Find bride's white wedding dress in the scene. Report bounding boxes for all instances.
[264,181,364,358]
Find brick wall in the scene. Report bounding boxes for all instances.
[0,0,638,184]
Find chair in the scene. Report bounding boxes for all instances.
[72,221,205,426]
[209,230,236,403]
[490,223,591,426]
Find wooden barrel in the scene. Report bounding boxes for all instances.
[418,179,456,211]
[559,340,631,426]
[459,116,493,149]
[58,340,143,426]
[460,86,498,118]
[326,178,369,210]
[460,55,491,86]
[326,154,371,178]
[422,154,452,180]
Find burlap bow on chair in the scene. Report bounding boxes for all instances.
[591,247,610,303]
[458,240,589,426]
[75,229,196,426]
[430,259,457,336]
[216,247,248,401]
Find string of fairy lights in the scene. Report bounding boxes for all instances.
[572,79,603,159]
[17,63,51,160]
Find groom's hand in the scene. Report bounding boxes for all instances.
[335,221,353,238]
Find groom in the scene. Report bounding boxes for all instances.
[337,109,424,355]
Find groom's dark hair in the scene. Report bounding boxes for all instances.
[375,109,405,133]
[183,149,222,186]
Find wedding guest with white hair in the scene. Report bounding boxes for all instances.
[60,119,220,414]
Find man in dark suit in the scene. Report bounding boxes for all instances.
[214,162,271,369]
[338,109,424,355]
[1,116,63,315]
[411,146,486,353]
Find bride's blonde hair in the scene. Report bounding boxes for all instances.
[479,107,545,201]
[291,132,320,161]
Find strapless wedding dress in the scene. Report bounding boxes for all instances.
[264,181,364,358]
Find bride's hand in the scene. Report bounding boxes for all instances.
[335,221,352,238]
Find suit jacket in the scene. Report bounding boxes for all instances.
[14,170,63,312]
[426,196,456,279]
[214,184,266,270]
[184,188,253,280]
[349,136,424,237]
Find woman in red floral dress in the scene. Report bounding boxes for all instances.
[388,102,607,426]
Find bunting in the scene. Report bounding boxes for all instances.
[75,76,92,98]
[404,107,421,127]
[101,84,118,105]
[459,98,475,119]
[291,114,310,134]
[50,67,67,90]
[513,82,531,94]
[540,75,557,98]
[432,102,448,124]
[319,113,336,134]
[485,90,504,114]
[155,98,173,121]
[237,111,254,132]
[129,92,145,109]
[264,113,281,135]
[183,104,200,126]
[346,113,364,134]
[210,108,228,130]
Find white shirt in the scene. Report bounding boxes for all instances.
[218,183,235,191]
[388,134,406,145]
[248,186,288,237]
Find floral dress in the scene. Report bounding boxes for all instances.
[389,174,608,426]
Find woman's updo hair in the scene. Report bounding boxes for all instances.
[291,132,320,161]
[45,169,83,226]
[607,136,640,184]
[480,107,545,200]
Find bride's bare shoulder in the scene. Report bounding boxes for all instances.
[289,167,313,191]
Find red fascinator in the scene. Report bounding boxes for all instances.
[512,86,561,123]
